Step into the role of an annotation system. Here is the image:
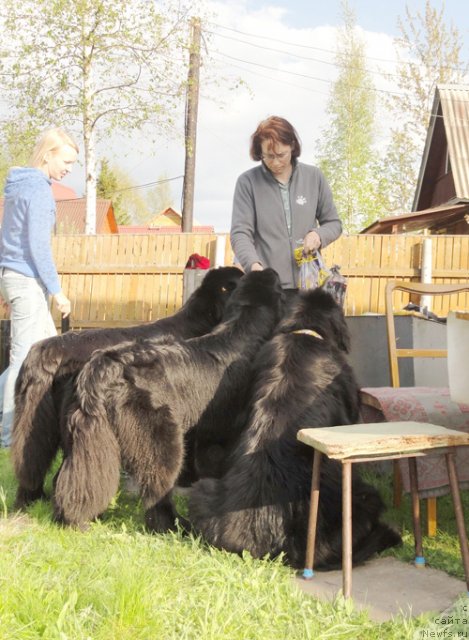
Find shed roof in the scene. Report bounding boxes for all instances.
[413,84,469,209]
[361,201,469,234]
[51,182,78,200]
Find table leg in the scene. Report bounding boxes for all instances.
[445,451,469,593]
[427,497,437,537]
[408,457,425,567]
[393,460,403,508]
[303,449,322,579]
[342,461,353,598]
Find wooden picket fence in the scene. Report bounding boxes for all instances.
[50,233,230,327]
[1,233,468,328]
[322,234,469,317]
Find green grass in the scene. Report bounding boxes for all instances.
[0,449,467,640]
[363,466,469,580]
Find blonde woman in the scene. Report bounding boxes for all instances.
[0,127,78,447]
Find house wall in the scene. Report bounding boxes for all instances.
[428,172,456,207]
[417,108,457,209]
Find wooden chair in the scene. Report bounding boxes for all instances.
[361,281,469,536]
[298,421,469,599]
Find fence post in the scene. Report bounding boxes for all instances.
[421,237,433,311]
[215,234,227,267]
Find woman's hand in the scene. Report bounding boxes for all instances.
[53,291,71,318]
[303,230,321,254]
[250,262,264,272]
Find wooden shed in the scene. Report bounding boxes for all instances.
[362,84,469,235]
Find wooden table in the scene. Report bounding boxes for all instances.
[297,421,469,599]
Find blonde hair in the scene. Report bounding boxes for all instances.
[29,127,79,168]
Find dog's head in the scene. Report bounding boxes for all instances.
[222,268,285,320]
[278,287,350,352]
[187,266,244,323]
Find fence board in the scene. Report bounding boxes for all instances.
[0,233,467,328]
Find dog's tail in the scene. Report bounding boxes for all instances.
[12,340,62,507]
[54,341,185,529]
[53,347,126,526]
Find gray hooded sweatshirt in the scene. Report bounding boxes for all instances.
[230,161,342,288]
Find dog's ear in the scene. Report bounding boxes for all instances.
[221,267,245,293]
[203,266,244,294]
[235,269,283,306]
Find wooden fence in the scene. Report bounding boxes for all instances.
[51,233,230,327]
[1,233,468,327]
[323,234,469,316]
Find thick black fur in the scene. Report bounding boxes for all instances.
[12,266,244,509]
[188,288,401,569]
[51,269,285,531]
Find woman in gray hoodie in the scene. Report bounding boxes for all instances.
[230,116,341,290]
[0,128,78,447]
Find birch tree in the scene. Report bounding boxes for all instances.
[0,0,192,233]
[382,0,468,211]
[315,1,383,233]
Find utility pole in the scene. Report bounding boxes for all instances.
[182,17,201,232]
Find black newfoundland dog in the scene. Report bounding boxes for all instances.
[50,269,285,531]
[12,266,244,509]
[188,287,401,569]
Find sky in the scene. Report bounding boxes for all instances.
[64,0,469,232]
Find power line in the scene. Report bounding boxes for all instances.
[209,54,331,96]
[208,21,468,73]
[204,28,405,80]
[210,53,469,125]
[105,175,184,195]
[215,51,407,97]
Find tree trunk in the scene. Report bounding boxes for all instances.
[83,13,97,235]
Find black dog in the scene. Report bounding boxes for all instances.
[188,288,401,569]
[12,266,244,509]
[51,269,285,531]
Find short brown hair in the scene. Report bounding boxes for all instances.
[250,116,301,161]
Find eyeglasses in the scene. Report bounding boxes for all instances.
[261,151,291,162]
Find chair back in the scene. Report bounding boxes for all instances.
[385,281,469,387]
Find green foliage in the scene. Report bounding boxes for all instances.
[315,0,468,229]
[0,0,195,231]
[97,158,159,225]
[110,163,151,224]
[145,175,176,223]
[315,1,385,233]
[97,158,130,225]
[0,0,191,139]
[381,0,468,211]
[0,121,41,188]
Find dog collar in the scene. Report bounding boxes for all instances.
[292,329,323,340]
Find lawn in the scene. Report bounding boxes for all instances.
[1,449,468,640]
